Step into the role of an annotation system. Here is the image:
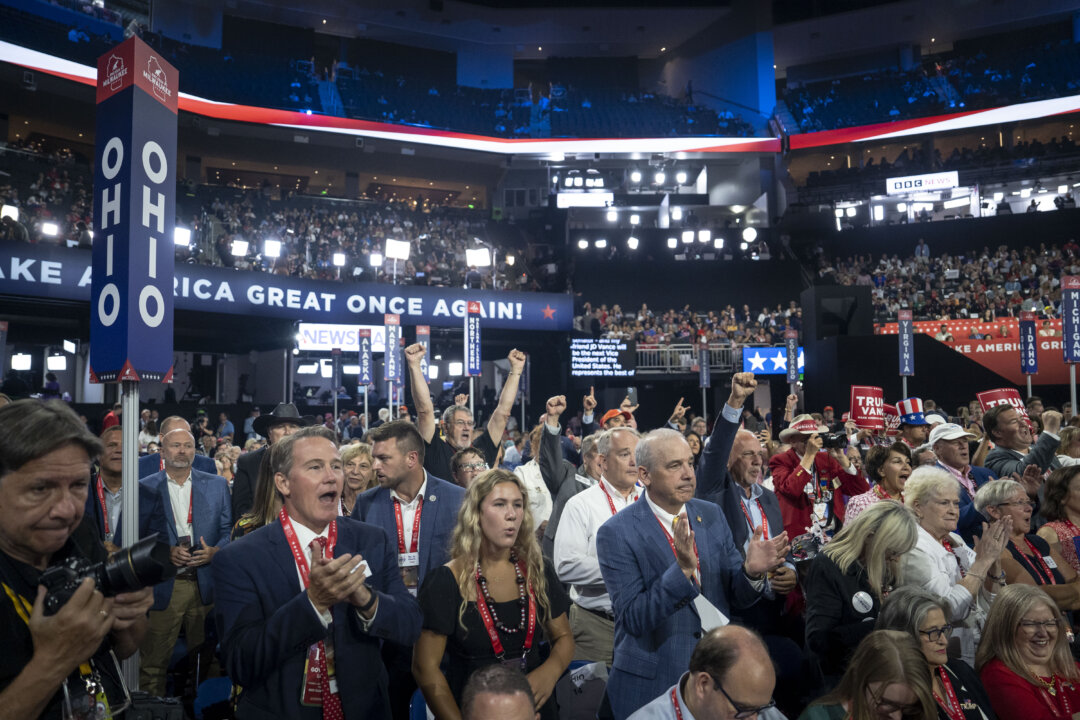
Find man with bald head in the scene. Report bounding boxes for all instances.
[628,626,786,720]
[138,415,217,478]
[461,664,538,720]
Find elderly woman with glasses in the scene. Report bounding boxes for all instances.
[976,585,1080,719]
[877,586,997,719]
[899,466,1009,667]
[798,630,936,720]
[976,478,1080,612]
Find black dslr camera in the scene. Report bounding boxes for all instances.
[820,432,848,449]
[40,534,176,614]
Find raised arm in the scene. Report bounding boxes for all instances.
[405,343,436,443]
[486,349,526,446]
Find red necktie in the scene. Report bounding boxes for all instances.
[310,537,344,720]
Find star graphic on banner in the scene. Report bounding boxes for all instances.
[541,304,556,320]
[797,350,805,370]
[748,353,767,371]
[771,354,787,371]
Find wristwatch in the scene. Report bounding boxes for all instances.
[358,584,378,613]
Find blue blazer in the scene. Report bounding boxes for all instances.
[212,516,422,720]
[138,452,217,479]
[947,463,997,543]
[83,478,162,546]
[140,469,232,609]
[596,495,761,720]
[351,472,464,588]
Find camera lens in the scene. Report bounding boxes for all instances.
[100,534,177,596]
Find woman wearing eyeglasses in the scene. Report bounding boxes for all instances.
[899,467,1010,668]
[798,630,936,720]
[977,584,1080,719]
[976,479,1080,612]
[878,586,997,719]
[804,500,919,686]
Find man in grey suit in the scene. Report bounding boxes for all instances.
[138,426,232,696]
[984,404,1062,525]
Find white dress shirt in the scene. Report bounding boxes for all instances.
[290,518,376,629]
[166,472,193,541]
[554,476,639,611]
[514,460,553,525]
[390,477,429,554]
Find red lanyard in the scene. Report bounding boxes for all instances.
[279,507,337,586]
[159,456,165,472]
[670,688,684,720]
[941,539,966,578]
[1037,677,1073,717]
[473,560,537,660]
[599,482,638,516]
[934,666,965,720]
[739,497,768,538]
[655,512,700,581]
[1014,538,1058,585]
[393,496,423,554]
[96,475,111,536]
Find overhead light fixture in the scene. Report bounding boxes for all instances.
[629,214,640,225]
[342,365,360,375]
[577,239,589,250]
[385,237,411,260]
[41,222,59,237]
[606,209,618,223]
[671,207,683,221]
[872,205,884,221]
[448,361,463,376]
[739,242,749,251]
[506,255,515,266]
[713,237,724,249]
[681,230,694,244]
[742,227,758,242]
[0,205,16,221]
[654,171,666,185]
[594,239,607,249]
[667,237,677,249]
[897,202,908,212]
[370,253,384,267]
[697,229,711,244]
[1059,185,1069,194]
[630,170,642,183]
[627,236,639,250]
[1021,188,1032,198]
[230,239,249,256]
[264,239,282,258]
[11,353,32,371]
[465,247,491,267]
[320,360,334,378]
[46,355,67,371]
[943,197,970,209]
[834,208,844,218]
[675,171,688,185]
[62,340,77,354]
[428,365,439,380]
[573,177,584,187]
[333,252,346,267]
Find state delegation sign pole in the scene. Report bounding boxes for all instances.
[1063,276,1080,412]
[898,310,914,399]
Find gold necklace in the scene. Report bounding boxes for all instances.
[1032,670,1058,696]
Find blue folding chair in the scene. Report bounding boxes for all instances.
[409,687,428,720]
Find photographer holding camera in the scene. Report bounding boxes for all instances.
[771,414,869,540]
[0,400,153,719]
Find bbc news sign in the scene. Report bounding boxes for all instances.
[885,171,959,196]
[90,36,177,383]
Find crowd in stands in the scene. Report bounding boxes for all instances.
[785,24,1080,132]
[577,301,802,346]
[814,239,1078,323]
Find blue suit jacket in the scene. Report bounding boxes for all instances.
[212,516,422,720]
[351,472,464,588]
[597,495,760,720]
[83,477,163,546]
[140,469,232,609]
[947,463,997,543]
[138,452,217,479]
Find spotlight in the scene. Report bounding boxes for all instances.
[41,222,59,237]
[671,207,683,222]
[872,206,884,222]
[845,207,856,217]
[174,227,192,245]
[230,239,249,256]
[506,255,515,266]
[698,230,710,244]
[739,242,748,251]
[465,248,491,267]
[629,214,640,225]
[991,193,1003,203]
[630,170,642,183]
[46,355,67,371]
[627,236,639,250]
[0,205,16,221]
[264,239,282,258]
[370,253,384,267]
[834,208,844,218]
[742,227,758,242]
[62,340,77,354]
[333,252,346,267]
[606,209,618,223]
[448,361,463,376]
[666,237,677,249]
[564,177,573,188]
[594,239,607,249]
[573,177,584,187]
[385,238,411,260]
[897,202,908,212]
[1060,185,1069,194]
[10,353,31,371]
[713,237,724,249]
[654,172,666,185]
[675,171,687,185]
[681,230,694,244]
[428,365,439,380]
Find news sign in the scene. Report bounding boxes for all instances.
[416,325,431,381]
[384,314,401,382]
[849,386,885,431]
[297,323,385,353]
[570,338,635,378]
[90,36,177,383]
[1063,276,1080,363]
[1019,312,1038,375]
[465,302,482,377]
[885,171,959,196]
[358,329,373,385]
[898,310,914,376]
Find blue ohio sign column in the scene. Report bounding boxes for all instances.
[90,36,177,383]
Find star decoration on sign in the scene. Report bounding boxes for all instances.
[771,354,787,371]
[748,352,767,371]
[541,304,556,320]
